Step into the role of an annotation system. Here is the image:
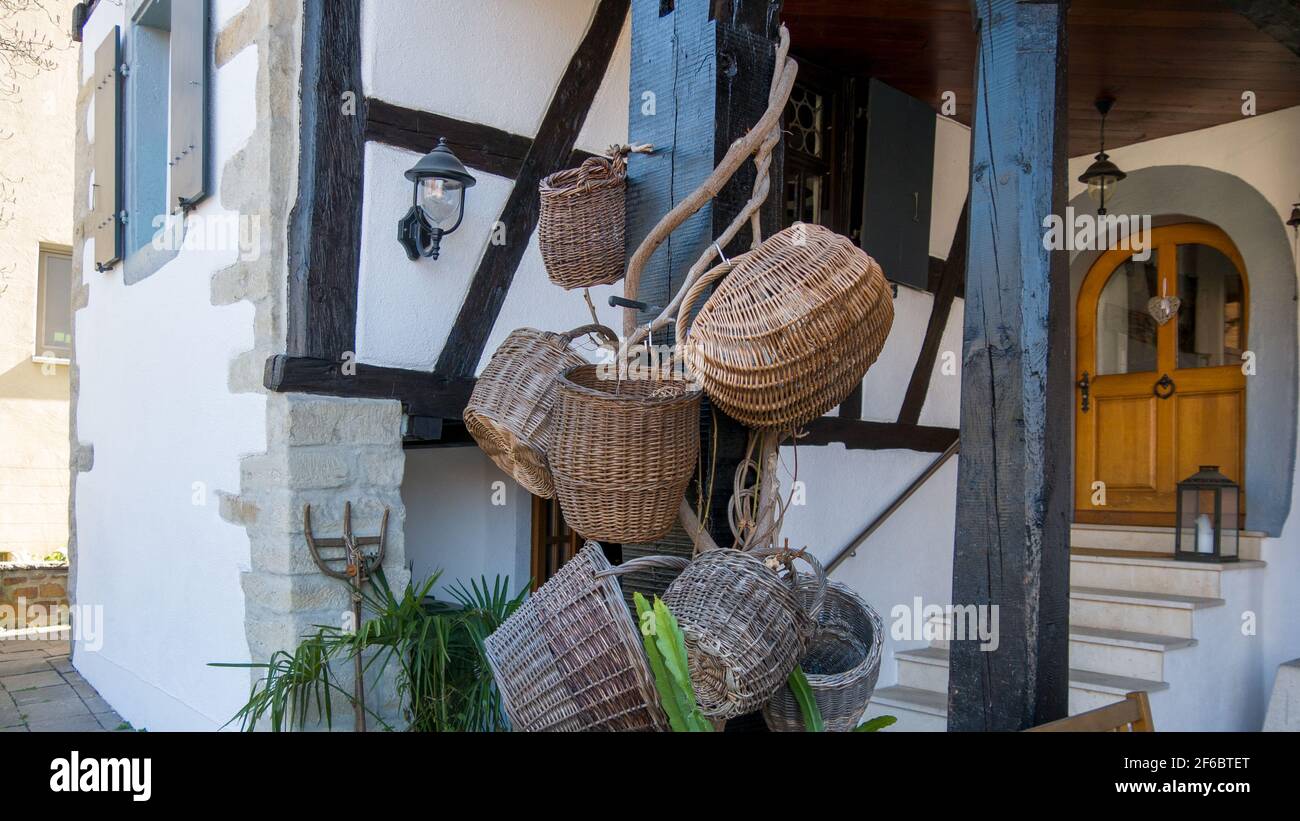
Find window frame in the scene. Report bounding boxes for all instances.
[34,244,75,363]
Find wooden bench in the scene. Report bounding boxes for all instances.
[1025,692,1154,732]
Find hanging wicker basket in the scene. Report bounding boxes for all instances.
[463,324,616,499]
[482,543,674,732]
[549,363,702,543]
[539,152,627,290]
[761,580,884,732]
[612,546,826,720]
[677,223,894,430]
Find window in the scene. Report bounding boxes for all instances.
[36,248,73,360]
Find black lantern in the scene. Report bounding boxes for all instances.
[398,138,477,261]
[1174,466,1240,563]
[1078,97,1126,216]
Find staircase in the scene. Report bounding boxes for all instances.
[862,524,1266,731]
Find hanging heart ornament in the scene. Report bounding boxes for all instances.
[1147,295,1181,325]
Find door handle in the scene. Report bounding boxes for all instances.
[1154,373,1176,400]
[1076,371,1091,412]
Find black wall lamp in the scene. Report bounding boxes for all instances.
[398,138,477,260]
[1078,97,1126,216]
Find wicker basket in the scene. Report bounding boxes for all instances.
[549,363,702,543]
[463,324,616,499]
[627,546,826,720]
[482,543,672,732]
[761,580,884,732]
[539,153,627,290]
[677,223,894,430]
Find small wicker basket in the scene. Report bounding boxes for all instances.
[464,324,616,499]
[762,580,884,732]
[614,546,826,721]
[678,223,894,430]
[482,543,672,732]
[549,363,701,543]
[539,153,627,290]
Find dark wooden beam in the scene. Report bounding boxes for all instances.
[800,418,958,453]
[286,0,365,360]
[264,355,475,420]
[1226,0,1300,57]
[897,199,969,425]
[435,0,630,377]
[364,99,596,180]
[948,0,1072,732]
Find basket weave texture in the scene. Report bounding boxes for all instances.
[539,154,627,290]
[762,580,884,732]
[658,547,825,720]
[482,544,670,732]
[683,223,894,430]
[463,325,614,499]
[549,364,701,543]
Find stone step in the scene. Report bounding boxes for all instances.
[1070,549,1265,598]
[888,647,1169,721]
[1070,585,1223,639]
[1071,523,1262,560]
[1069,625,1196,681]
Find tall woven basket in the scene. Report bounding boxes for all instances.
[549,363,701,543]
[678,223,894,430]
[482,543,671,732]
[463,324,615,498]
[615,546,826,720]
[762,580,884,732]
[539,153,627,289]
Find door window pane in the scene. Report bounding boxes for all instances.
[1176,244,1244,369]
[1096,252,1158,375]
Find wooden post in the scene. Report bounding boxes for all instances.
[948,0,1072,731]
[625,0,782,549]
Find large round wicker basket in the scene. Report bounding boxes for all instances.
[539,154,627,290]
[549,364,701,543]
[678,223,894,430]
[657,546,826,720]
[482,543,670,732]
[463,325,615,499]
[761,580,883,732]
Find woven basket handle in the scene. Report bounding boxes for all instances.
[593,555,691,579]
[674,259,736,345]
[751,545,827,621]
[560,323,619,348]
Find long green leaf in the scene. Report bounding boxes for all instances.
[788,666,825,732]
[854,715,897,732]
[634,593,691,731]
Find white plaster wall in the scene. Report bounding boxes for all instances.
[73,0,266,731]
[356,1,629,372]
[401,447,531,600]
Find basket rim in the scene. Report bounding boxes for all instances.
[800,580,883,687]
[556,363,702,407]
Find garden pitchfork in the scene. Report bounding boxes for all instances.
[303,502,389,732]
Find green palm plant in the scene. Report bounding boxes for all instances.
[213,570,526,732]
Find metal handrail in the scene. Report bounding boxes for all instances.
[825,438,960,574]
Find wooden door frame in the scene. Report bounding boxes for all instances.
[1074,222,1249,526]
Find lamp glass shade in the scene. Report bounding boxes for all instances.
[419,177,464,229]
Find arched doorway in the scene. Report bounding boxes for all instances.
[1074,223,1248,526]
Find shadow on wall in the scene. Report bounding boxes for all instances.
[1066,165,1297,536]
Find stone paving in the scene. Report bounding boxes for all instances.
[0,630,129,732]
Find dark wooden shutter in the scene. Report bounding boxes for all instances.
[169,0,209,208]
[90,26,122,271]
[859,78,935,290]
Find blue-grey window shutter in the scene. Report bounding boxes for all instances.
[168,0,209,209]
[90,26,123,271]
[859,78,936,290]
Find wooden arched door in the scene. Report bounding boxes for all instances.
[1075,223,1248,526]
